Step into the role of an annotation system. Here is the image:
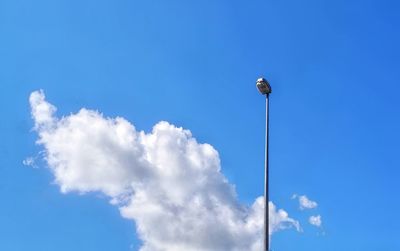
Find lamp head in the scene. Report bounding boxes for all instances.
[256,77,272,95]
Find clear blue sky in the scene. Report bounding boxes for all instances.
[1,0,400,250]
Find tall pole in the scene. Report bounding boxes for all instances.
[264,94,270,251]
[256,78,272,251]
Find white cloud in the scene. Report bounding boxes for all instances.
[29,90,301,251]
[269,201,301,233]
[22,157,35,167]
[293,194,318,210]
[29,90,57,130]
[309,215,322,227]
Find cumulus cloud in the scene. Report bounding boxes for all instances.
[309,215,322,227]
[293,194,318,210]
[29,90,300,251]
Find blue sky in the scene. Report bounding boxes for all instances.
[1,0,400,250]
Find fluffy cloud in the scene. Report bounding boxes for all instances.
[293,194,318,210]
[30,90,300,251]
[309,215,322,227]
[269,201,301,234]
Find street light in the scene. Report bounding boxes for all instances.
[256,78,272,95]
[256,77,271,251]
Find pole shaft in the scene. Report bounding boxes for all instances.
[264,94,270,251]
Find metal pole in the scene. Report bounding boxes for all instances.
[264,94,270,251]
[256,77,272,251]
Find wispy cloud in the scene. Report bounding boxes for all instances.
[309,215,322,227]
[29,90,301,251]
[293,194,318,210]
[22,157,36,167]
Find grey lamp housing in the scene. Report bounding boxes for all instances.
[256,77,272,95]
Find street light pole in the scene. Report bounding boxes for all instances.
[264,93,270,251]
[256,78,272,251]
